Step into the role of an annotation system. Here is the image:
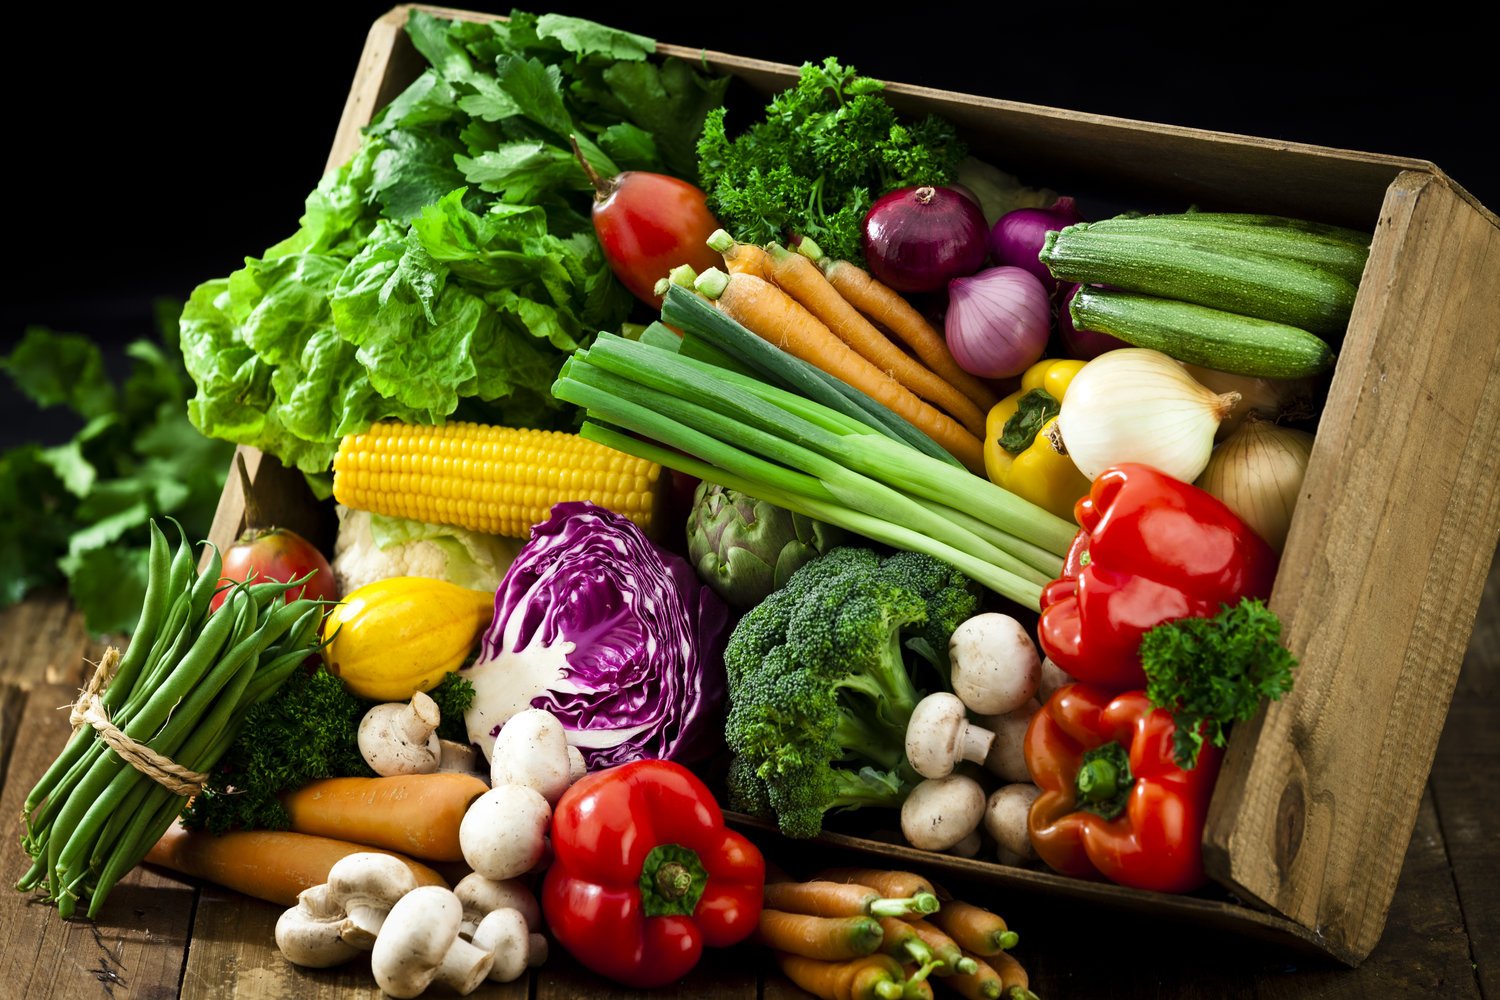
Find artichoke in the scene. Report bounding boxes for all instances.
[686,483,846,608]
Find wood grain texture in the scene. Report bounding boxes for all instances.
[535,939,754,1000]
[1430,553,1499,998]
[0,592,98,689]
[1203,170,1500,963]
[200,446,336,574]
[0,681,195,1000]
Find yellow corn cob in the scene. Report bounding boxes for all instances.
[333,421,666,539]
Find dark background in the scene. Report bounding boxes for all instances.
[3,3,1491,445]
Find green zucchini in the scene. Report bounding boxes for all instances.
[1040,224,1358,335]
[1080,215,1369,285]
[1174,212,1371,246]
[1070,288,1334,379]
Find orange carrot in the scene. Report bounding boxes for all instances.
[987,951,1037,1000]
[906,919,979,977]
[765,243,988,437]
[282,773,489,863]
[777,952,908,1000]
[694,267,985,472]
[817,868,937,902]
[877,916,938,967]
[144,822,446,907]
[708,229,774,280]
[801,240,998,412]
[931,900,1018,955]
[759,909,884,960]
[942,952,1037,1000]
[766,880,940,919]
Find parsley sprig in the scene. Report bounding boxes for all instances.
[696,57,965,264]
[1140,598,1298,769]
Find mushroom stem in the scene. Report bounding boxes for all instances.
[402,692,441,745]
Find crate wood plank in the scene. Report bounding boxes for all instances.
[1202,170,1500,963]
[201,446,336,572]
[1430,554,1500,998]
[0,682,194,1000]
[0,592,97,689]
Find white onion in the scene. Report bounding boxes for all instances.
[1056,349,1239,482]
[945,266,1051,378]
[1196,419,1314,553]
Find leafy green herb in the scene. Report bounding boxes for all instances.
[697,57,965,264]
[183,666,481,833]
[181,10,728,474]
[0,312,234,633]
[1140,598,1298,769]
[183,667,374,834]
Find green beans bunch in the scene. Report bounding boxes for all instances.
[16,520,327,918]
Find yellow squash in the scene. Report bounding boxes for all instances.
[322,577,495,701]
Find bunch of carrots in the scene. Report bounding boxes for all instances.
[760,867,1037,1000]
[661,231,997,474]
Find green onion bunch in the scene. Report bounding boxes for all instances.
[17,521,325,918]
[552,289,1079,609]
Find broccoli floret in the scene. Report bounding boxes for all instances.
[879,550,982,682]
[723,547,978,839]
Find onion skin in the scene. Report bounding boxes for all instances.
[865,185,988,293]
[1196,420,1314,553]
[946,267,1051,379]
[989,197,1082,292]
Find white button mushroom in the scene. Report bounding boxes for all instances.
[453,873,542,939]
[905,692,996,780]
[1036,657,1076,706]
[275,883,361,968]
[438,739,483,775]
[978,698,1041,783]
[947,829,983,858]
[948,613,1041,715]
[900,774,986,852]
[358,692,442,777]
[490,708,574,805]
[567,745,587,784]
[326,852,420,949]
[984,783,1042,863]
[371,886,493,998]
[470,907,547,983]
[459,785,550,880]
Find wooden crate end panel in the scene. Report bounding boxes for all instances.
[1204,171,1500,961]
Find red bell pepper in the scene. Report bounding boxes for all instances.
[1024,683,1223,893]
[542,759,764,988]
[1038,463,1278,690]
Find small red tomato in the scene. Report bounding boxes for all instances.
[572,138,722,308]
[209,526,338,612]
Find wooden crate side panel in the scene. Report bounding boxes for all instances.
[1203,171,1500,962]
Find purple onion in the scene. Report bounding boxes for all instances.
[989,197,1083,292]
[864,185,988,293]
[946,266,1051,378]
[1059,283,1129,360]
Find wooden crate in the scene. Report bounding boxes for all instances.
[204,3,1500,968]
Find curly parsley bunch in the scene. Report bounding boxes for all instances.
[697,58,966,264]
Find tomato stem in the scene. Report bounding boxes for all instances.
[569,133,611,199]
[235,451,265,534]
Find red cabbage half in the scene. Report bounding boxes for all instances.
[463,501,729,770]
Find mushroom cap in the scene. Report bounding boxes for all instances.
[327,852,419,948]
[371,886,489,998]
[459,785,550,880]
[490,709,573,804]
[275,885,361,968]
[906,692,969,779]
[900,773,986,851]
[472,908,530,983]
[454,873,541,936]
[359,698,442,776]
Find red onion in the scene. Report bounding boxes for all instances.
[946,267,1051,378]
[864,185,988,293]
[989,196,1082,292]
[1059,283,1128,360]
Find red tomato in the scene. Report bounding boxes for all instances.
[580,152,723,308]
[208,526,338,612]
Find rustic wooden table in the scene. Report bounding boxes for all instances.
[2,553,1494,1000]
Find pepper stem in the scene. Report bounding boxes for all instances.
[1076,758,1119,801]
[656,862,693,901]
[1074,741,1134,821]
[638,844,709,917]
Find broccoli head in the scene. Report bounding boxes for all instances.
[724,547,978,838]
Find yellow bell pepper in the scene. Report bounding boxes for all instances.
[984,359,1092,521]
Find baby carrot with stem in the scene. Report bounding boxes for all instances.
[765,880,940,919]
[693,267,986,473]
[817,868,937,902]
[777,952,908,1000]
[931,900,1019,954]
[907,919,979,976]
[942,952,1038,1000]
[877,915,939,967]
[759,909,885,960]
[799,238,998,412]
[708,229,774,280]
